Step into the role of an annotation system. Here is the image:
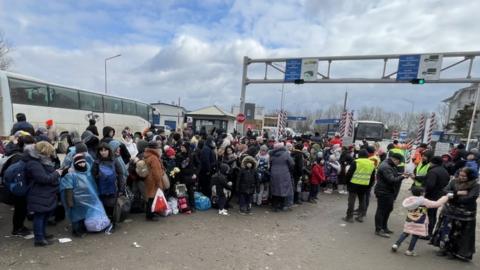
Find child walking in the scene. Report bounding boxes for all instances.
[391,187,449,256]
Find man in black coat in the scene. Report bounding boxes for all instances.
[290,143,304,205]
[10,113,35,136]
[423,156,450,237]
[374,152,407,238]
[199,137,217,197]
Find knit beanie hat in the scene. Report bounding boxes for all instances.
[165,147,176,158]
[147,141,159,149]
[73,153,87,172]
[136,140,149,153]
[75,142,88,154]
[74,153,86,165]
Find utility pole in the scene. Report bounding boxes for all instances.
[466,83,480,149]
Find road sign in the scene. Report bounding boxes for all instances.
[236,113,246,123]
[287,116,307,121]
[418,54,443,80]
[284,59,302,81]
[397,55,421,81]
[301,58,318,81]
[399,131,408,141]
[314,118,340,125]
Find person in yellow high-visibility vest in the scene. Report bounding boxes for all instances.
[343,150,376,223]
[412,150,433,188]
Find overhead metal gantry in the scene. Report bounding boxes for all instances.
[238,51,480,146]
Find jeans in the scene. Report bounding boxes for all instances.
[309,184,319,200]
[256,183,269,205]
[374,195,394,232]
[238,193,252,211]
[395,232,419,251]
[347,191,366,218]
[12,195,28,232]
[427,208,438,236]
[33,211,52,242]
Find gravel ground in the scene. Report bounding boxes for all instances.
[0,181,478,270]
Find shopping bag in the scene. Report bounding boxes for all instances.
[151,188,168,213]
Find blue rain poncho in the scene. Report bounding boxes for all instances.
[60,167,110,232]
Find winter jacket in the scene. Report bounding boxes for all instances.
[402,196,448,237]
[24,151,60,213]
[290,149,304,180]
[345,159,375,192]
[10,120,35,136]
[143,149,166,198]
[86,119,99,136]
[237,156,258,194]
[442,179,479,221]
[424,164,450,201]
[92,158,125,196]
[269,147,294,197]
[200,143,216,173]
[176,152,199,184]
[374,159,405,197]
[325,161,340,183]
[310,163,325,185]
[101,127,131,164]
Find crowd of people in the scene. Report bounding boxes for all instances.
[0,113,478,262]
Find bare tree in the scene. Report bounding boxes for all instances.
[0,32,12,70]
[436,103,449,130]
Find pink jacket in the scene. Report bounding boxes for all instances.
[402,196,448,236]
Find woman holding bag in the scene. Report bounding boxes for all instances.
[144,141,167,221]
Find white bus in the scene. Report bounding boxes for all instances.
[0,71,153,141]
[353,120,387,142]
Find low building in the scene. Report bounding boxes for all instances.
[150,102,187,131]
[186,105,236,134]
[443,84,480,138]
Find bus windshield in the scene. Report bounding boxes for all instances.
[355,123,384,141]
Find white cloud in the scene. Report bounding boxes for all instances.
[1,0,479,115]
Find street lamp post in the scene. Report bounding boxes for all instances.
[402,98,415,137]
[104,54,121,94]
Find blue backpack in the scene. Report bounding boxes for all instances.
[97,162,117,195]
[3,160,30,196]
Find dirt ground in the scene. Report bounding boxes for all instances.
[0,182,479,270]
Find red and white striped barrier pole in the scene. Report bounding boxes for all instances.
[416,114,425,144]
[339,111,347,137]
[347,111,354,137]
[426,112,436,145]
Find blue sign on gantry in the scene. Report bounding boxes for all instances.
[284,59,302,81]
[396,55,421,81]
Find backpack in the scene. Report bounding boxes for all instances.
[97,162,117,195]
[3,160,30,196]
[178,196,190,213]
[135,159,150,178]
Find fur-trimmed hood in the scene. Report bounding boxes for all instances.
[241,155,258,169]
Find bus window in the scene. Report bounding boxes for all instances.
[48,86,79,109]
[104,96,122,114]
[136,102,148,120]
[122,100,136,115]
[9,78,48,106]
[79,92,103,112]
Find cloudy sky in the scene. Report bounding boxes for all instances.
[1,0,479,115]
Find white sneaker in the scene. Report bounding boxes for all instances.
[391,244,399,252]
[218,209,229,216]
[324,189,332,194]
[404,250,417,257]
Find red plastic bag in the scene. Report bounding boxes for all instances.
[152,188,167,213]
